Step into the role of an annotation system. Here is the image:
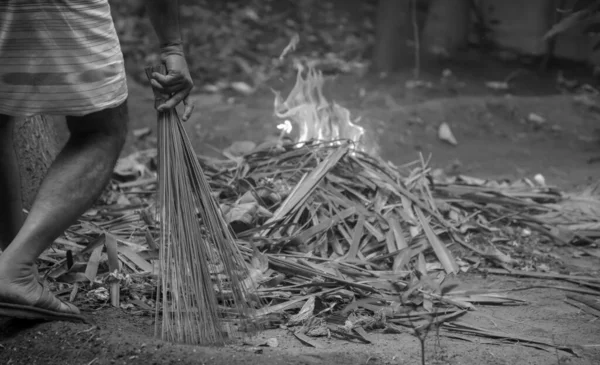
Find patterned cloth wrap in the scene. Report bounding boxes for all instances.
[0,0,128,117]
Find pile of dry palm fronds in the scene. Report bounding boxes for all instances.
[38,135,600,353]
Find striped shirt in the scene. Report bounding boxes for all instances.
[0,0,128,117]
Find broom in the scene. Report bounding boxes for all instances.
[145,65,259,345]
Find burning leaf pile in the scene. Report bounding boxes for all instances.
[36,64,600,352]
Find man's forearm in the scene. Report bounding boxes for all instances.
[145,0,182,46]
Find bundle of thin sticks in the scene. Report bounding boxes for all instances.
[145,65,259,345]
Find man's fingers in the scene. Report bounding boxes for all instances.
[152,78,189,97]
[152,72,187,88]
[157,91,187,112]
[152,71,186,83]
[151,72,176,84]
[182,97,195,121]
[152,73,190,93]
[150,79,165,91]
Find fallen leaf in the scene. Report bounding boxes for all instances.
[225,202,258,232]
[88,287,109,301]
[84,245,104,283]
[231,81,255,95]
[288,296,316,326]
[484,246,519,266]
[293,332,325,348]
[259,338,279,348]
[113,155,148,180]
[133,127,152,139]
[527,113,546,125]
[251,246,269,274]
[485,81,510,90]
[438,122,458,146]
[104,234,121,307]
[223,141,257,157]
[537,263,550,272]
[405,80,433,89]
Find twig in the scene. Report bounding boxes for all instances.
[541,0,568,71]
[482,268,600,284]
[411,0,421,79]
[567,294,600,312]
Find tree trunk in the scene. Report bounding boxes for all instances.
[372,0,413,72]
[422,0,471,57]
[13,115,67,209]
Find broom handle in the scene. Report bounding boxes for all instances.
[144,64,169,109]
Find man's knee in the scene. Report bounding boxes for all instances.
[66,100,129,148]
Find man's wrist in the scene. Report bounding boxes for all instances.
[160,40,184,57]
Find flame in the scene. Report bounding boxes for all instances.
[276,120,293,134]
[274,64,368,152]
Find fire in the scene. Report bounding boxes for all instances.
[274,64,368,152]
[276,120,293,134]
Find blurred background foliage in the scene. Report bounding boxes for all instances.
[109,0,378,89]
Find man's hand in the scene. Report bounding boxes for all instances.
[150,53,195,121]
[144,0,193,120]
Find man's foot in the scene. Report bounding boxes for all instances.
[0,260,79,315]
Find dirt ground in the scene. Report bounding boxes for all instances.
[2,57,600,364]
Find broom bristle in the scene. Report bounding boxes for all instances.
[145,65,260,345]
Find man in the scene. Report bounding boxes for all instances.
[0,0,193,320]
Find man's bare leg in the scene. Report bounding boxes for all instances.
[0,101,128,313]
[0,116,25,251]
